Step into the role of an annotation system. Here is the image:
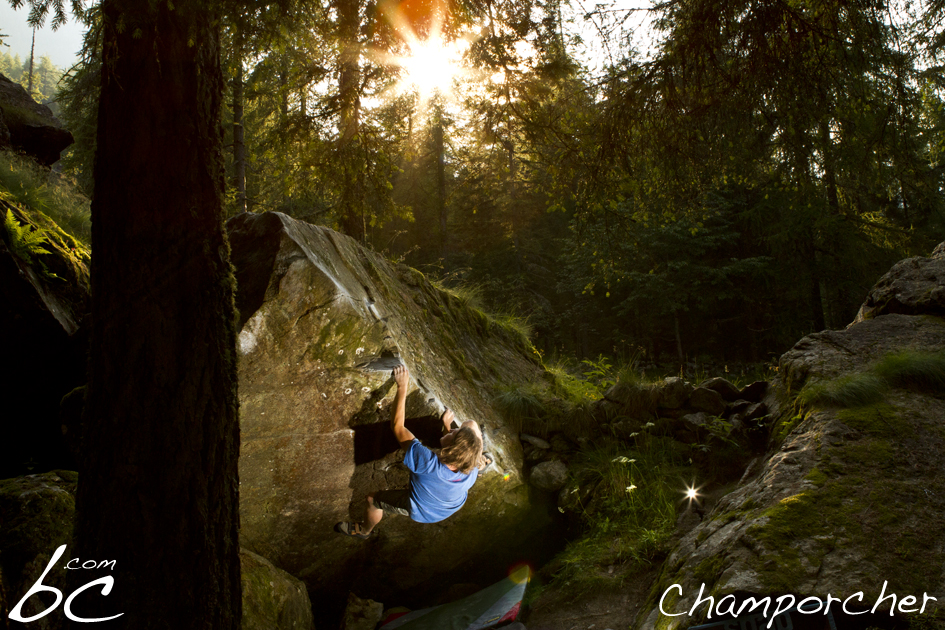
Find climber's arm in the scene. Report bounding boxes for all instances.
[391,364,415,447]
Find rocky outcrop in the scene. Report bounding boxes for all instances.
[853,244,945,322]
[0,73,73,166]
[637,245,945,630]
[0,73,72,166]
[227,212,550,612]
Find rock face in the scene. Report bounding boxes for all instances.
[0,73,73,166]
[639,245,945,630]
[227,212,548,611]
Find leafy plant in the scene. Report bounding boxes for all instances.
[0,152,92,247]
[3,208,52,266]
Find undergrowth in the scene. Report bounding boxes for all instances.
[3,208,52,265]
[0,151,92,247]
[552,434,689,594]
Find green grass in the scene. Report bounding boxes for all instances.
[433,280,534,343]
[874,350,945,392]
[494,384,549,433]
[551,436,688,593]
[0,151,91,248]
[796,372,886,408]
[796,349,945,411]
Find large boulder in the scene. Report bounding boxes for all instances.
[0,73,73,166]
[227,212,549,612]
[636,245,945,630]
[0,471,76,630]
[241,549,314,630]
[853,244,945,322]
[1,205,89,477]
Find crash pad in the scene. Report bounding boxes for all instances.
[380,565,530,630]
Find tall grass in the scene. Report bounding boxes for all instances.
[553,436,687,593]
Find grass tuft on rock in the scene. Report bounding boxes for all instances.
[796,348,945,412]
[796,372,886,408]
[433,280,533,346]
[873,350,945,393]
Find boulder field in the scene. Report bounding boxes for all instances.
[227,212,553,610]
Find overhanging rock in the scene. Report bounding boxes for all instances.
[227,212,547,608]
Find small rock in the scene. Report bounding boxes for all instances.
[744,402,768,421]
[341,592,384,630]
[726,399,752,416]
[698,377,741,402]
[738,381,768,403]
[657,377,693,409]
[681,412,708,429]
[688,387,726,416]
[558,479,599,514]
[550,433,574,453]
[520,433,551,449]
[530,460,568,492]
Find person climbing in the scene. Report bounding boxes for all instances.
[335,364,483,539]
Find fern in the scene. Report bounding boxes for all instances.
[4,208,52,266]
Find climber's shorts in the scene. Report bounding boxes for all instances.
[372,489,411,517]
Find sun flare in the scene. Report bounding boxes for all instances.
[396,37,466,98]
[373,0,471,103]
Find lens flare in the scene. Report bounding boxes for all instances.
[683,482,702,504]
[371,0,472,105]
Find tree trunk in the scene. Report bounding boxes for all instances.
[674,309,685,368]
[434,112,447,261]
[338,0,365,241]
[72,0,241,625]
[233,43,247,214]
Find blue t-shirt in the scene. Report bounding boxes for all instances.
[404,440,478,524]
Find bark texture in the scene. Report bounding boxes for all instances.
[72,0,241,625]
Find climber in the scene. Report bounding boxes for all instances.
[335,364,483,539]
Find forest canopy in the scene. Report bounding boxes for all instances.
[15,0,945,364]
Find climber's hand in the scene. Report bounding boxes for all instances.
[393,364,409,390]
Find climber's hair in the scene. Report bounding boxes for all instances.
[438,424,483,475]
